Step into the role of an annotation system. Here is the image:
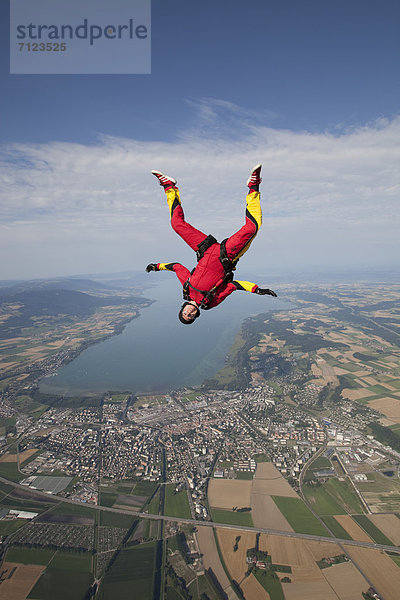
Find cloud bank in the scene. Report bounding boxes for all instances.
[1,101,399,279]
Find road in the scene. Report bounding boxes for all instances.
[1,475,399,555]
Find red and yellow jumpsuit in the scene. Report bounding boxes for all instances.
[156,186,263,309]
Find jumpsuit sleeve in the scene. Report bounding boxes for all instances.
[157,263,191,287]
[232,280,259,293]
[208,280,260,308]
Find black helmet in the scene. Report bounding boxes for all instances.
[178,302,200,325]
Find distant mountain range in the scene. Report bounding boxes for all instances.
[0,271,153,293]
[0,278,111,296]
[0,277,149,340]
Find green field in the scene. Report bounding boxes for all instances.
[271,496,328,536]
[49,551,93,572]
[320,516,353,540]
[0,461,24,482]
[99,491,118,507]
[325,478,365,514]
[99,511,135,529]
[0,480,14,494]
[145,488,160,515]
[356,471,400,493]
[6,547,55,565]
[211,508,253,527]
[0,491,54,513]
[0,518,26,536]
[164,485,192,519]
[254,569,285,600]
[389,554,400,568]
[99,542,156,600]
[14,395,48,417]
[352,515,395,546]
[321,516,353,540]
[236,471,254,480]
[308,456,331,471]
[108,393,130,403]
[134,481,158,497]
[48,502,96,520]
[28,568,93,600]
[303,483,346,516]
[188,572,222,600]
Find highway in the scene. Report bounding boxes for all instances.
[1,475,399,555]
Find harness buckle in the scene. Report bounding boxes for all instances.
[196,234,217,262]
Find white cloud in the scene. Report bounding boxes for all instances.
[0,101,399,279]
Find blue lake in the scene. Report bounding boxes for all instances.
[40,279,291,395]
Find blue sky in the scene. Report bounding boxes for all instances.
[1,0,399,280]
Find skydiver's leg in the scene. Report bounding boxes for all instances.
[224,189,262,260]
[164,186,208,252]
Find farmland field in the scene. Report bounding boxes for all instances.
[0,563,44,600]
[352,514,395,546]
[99,511,135,529]
[216,528,256,582]
[354,471,400,512]
[344,545,400,600]
[48,551,93,572]
[302,483,346,516]
[196,526,232,596]
[211,508,253,527]
[324,478,365,513]
[98,542,156,600]
[254,569,285,600]
[164,484,192,519]
[208,479,252,509]
[333,515,372,542]
[320,516,352,540]
[47,501,96,520]
[271,496,328,536]
[5,547,55,565]
[0,518,26,536]
[27,568,93,600]
[367,514,400,545]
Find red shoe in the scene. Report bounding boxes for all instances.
[247,164,262,188]
[151,170,177,189]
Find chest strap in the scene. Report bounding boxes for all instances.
[185,237,238,309]
[183,271,234,309]
[196,234,218,261]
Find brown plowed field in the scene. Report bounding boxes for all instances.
[208,479,252,509]
[0,453,17,463]
[0,563,44,600]
[305,540,343,561]
[241,573,270,600]
[250,462,297,529]
[259,535,321,574]
[367,514,400,545]
[322,561,369,600]
[368,397,400,422]
[196,526,238,600]
[251,492,294,530]
[341,388,375,401]
[344,545,400,600]
[216,528,256,582]
[282,580,339,600]
[252,462,298,497]
[19,449,39,463]
[333,515,373,542]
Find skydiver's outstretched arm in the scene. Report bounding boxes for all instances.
[146,262,191,287]
[233,281,277,296]
[207,279,277,308]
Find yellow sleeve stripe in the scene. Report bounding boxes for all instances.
[233,280,258,292]
[157,263,176,271]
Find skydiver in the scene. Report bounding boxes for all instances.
[146,164,277,325]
